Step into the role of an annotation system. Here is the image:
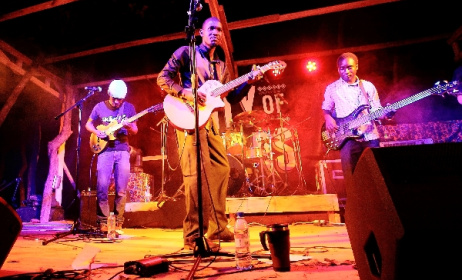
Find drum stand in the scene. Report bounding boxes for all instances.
[291,128,307,191]
[155,116,174,208]
[276,113,290,193]
[247,128,278,196]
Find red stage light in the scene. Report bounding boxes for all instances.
[306,61,317,72]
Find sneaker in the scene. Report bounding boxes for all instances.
[115,223,123,235]
[208,229,234,242]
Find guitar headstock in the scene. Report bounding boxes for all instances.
[259,60,287,75]
[433,80,460,96]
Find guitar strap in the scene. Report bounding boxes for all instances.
[358,79,370,107]
[359,79,382,125]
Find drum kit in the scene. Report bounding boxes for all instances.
[223,110,305,197]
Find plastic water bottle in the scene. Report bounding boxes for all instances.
[234,212,252,270]
[107,212,117,239]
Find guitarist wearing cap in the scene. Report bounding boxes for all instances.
[321,52,393,186]
[85,79,138,234]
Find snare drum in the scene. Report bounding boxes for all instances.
[246,147,263,159]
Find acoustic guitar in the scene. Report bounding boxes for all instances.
[163,60,287,130]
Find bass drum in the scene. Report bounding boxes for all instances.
[227,155,246,196]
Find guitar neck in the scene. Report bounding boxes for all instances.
[106,104,160,133]
[349,87,437,129]
[210,64,274,98]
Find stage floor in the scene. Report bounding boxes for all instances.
[1,220,359,280]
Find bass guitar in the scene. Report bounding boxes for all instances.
[90,103,163,154]
[321,80,460,151]
[163,60,287,130]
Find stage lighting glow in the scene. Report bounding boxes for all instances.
[272,68,282,76]
[306,61,317,72]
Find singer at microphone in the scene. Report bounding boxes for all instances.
[85,86,102,92]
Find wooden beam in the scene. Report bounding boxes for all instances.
[206,0,236,79]
[234,34,451,67]
[42,0,402,65]
[72,74,159,90]
[0,49,60,98]
[43,32,187,64]
[0,0,80,23]
[76,33,449,88]
[0,70,34,127]
[227,0,401,31]
[0,40,62,98]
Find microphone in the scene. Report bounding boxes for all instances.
[195,0,202,11]
[85,86,102,92]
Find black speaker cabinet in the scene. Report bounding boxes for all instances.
[345,143,462,280]
[0,197,22,269]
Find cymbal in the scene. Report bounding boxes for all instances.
[257,116,290,127]
[233,110,267,126]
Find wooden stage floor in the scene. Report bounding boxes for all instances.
[0,222,359,280]
[1,219,359,279]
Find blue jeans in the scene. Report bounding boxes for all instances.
[96,150,130,224]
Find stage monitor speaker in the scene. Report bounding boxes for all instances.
[345,143,462,280]
[0,197,23,269]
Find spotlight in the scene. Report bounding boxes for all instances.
[306,61,317,72]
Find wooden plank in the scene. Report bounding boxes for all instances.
[0,0,80,23]
[125,202,160,212]
[42,0,401,65]
[125,194,339,214]
[226,194,339,214]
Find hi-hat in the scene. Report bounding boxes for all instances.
[233,110,267,126]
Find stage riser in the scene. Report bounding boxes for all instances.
[80,194,340,228]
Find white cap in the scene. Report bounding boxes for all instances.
[108,79,127,99]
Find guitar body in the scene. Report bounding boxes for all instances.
[163,61,287,131]
[321,105,372,151]
[89,122,118,154]
[163,80,225,130]
[89,103,164,154]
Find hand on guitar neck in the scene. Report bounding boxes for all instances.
[88,103,163,154]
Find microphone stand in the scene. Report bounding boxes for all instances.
[186,0,208,262]
[43,88,102,245]
[181,2,235,279]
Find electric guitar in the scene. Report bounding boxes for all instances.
[163,60,287,130]
[321,80,460,151]
[90,103,163,154]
